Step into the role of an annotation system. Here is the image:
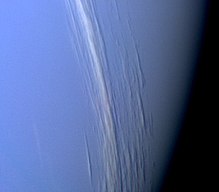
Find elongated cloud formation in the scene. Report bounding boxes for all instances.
[33,122,43,169]
[64,0,153,191]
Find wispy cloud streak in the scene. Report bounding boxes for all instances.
[33,122,43,169]
[64,0,153,191]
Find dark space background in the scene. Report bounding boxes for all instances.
[160,1,218,191]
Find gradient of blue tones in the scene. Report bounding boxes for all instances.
[0,1,91,191]
[0,0,205,191]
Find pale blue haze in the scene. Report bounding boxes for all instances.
[0,1,206,191]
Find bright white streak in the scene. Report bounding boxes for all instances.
[83,132,93,186]
[64,0,153,191]
[74,0,113,136]
[64,0,119,191]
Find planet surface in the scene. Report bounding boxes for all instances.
[0,1,206,191]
